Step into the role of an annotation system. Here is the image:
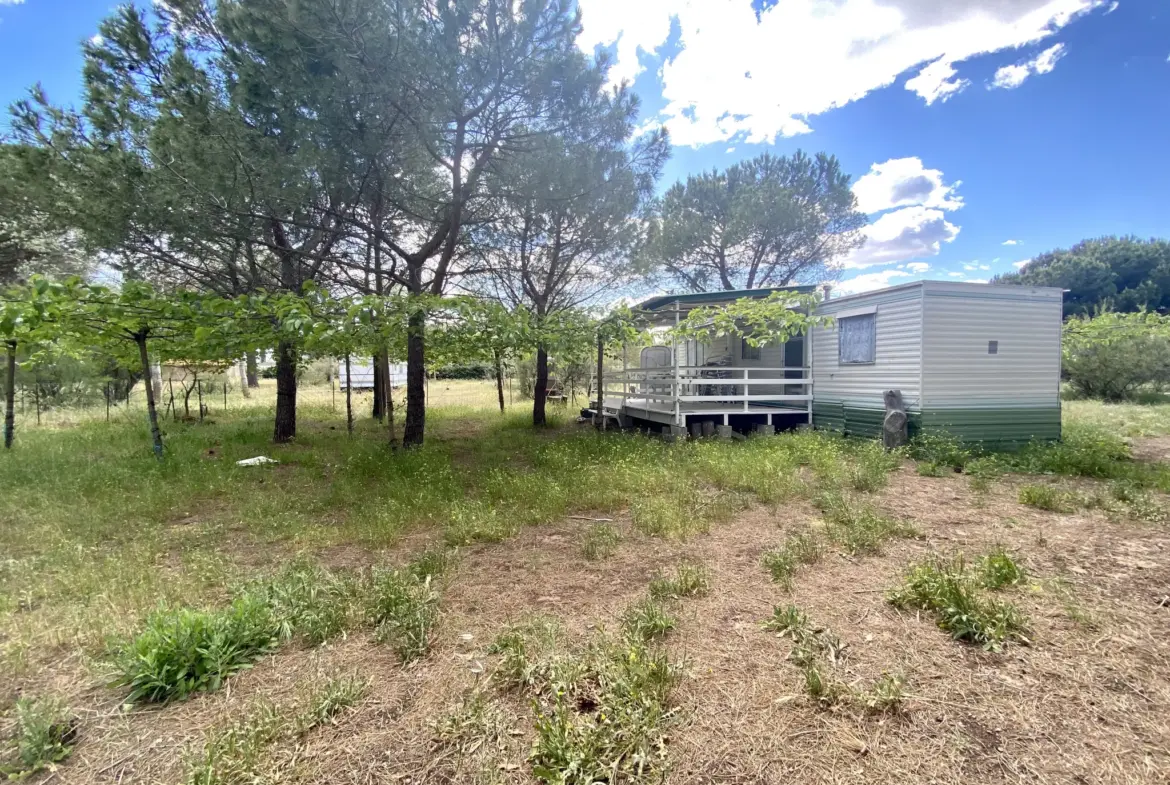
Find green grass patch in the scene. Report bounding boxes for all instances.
[113,595,278,704]
[888,555,1029,651]
[817,492,918,555]
[620,599,676,643]
[1018,484,1074,512]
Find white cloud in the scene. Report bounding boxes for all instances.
[967,278,990,284]
[577,0,1104,146]
[963,263,991,271]
[844,156,962,269]
[835,270,913,295]
[905,262,931,273]
[1105,1,1119,13]
[1013,258,1033,268]
[947,271,966,277]
[90,34,104,45]
[852,157,963,214]
[0,0,27,6]
[1002,239,1020,245]
[991,43,1068,89]
[842,205,961,269]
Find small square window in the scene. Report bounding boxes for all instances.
[839,313,876,364]
[988,340,999,355]
[741,338,761,361]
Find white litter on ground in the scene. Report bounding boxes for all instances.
[236,456,279,466]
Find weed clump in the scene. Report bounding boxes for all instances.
[0,696,76,779]
[817,492,917,555]
[368,568,440,663]
[253,559,360,645]
[529,637,676,785]
[621,598,676,642]
[976,546,1028,589]
[909,431,971,472]
[184,675,365,784]
[581,523,620,561]
[114,595,278,703]
[761,530,824,588]
[888,555,1029,650]
[648,564,710,600]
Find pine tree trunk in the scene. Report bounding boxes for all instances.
[245,351,260,388]
[344,353,354,435]
[533,345,549,427]
[136,333,164,459]
[273,340,297,443]
[403,309,426,447]
[4,341,16,449]
[494,349,505,414]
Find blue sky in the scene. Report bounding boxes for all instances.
[2,0,1168,294]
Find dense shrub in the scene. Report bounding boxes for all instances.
[113,596,278,703]
[434,362,493,380]
[1063,311,1170,401]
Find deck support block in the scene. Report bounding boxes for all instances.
[753,424,775,437]
[700,421,716,438]
[689,422,703,439]
[715,424,734,440]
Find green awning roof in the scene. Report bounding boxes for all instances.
[636,285,818,312]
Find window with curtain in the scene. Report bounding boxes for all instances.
[740,338,761,361]
[838,313,876,364]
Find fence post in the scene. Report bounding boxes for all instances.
[196,377,204,422]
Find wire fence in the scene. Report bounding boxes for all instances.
[8,375,587,431]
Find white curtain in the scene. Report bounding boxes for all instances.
[839,314,876,363]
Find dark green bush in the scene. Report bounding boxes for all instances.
[434,362,493,380]
[113,595,278,703]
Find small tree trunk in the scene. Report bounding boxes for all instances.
[372,350,391,422]
[344,353,354,435]
[494,349,506,414]
[196,376,204,422]
[403,309,426,448]
[533,345,549,427]
[245,351,260,388]
[4,341,16,449]
[273,340,297,443]
[136,333,164,459]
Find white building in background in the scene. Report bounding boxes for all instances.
[337,361,408,390]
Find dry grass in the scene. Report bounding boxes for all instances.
[3,415,1170,783]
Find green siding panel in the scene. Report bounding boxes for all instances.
[812,403,920,439]
[814,402,1059,446]
[921,407,1061,446]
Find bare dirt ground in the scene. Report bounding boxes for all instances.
[28,459,1170,785]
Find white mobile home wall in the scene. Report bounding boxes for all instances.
[811,281,1063,444]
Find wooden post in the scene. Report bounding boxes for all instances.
[596,332,606,431]
[168,378,176,422]
[196,376,204,422]
[4,341,16,448]
[344,353,354,435]
[673,302,681,428]
[136,333,164,460]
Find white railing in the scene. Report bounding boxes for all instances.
[600,365,813,419]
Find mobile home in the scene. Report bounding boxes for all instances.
[599,280,1063,446]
